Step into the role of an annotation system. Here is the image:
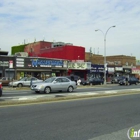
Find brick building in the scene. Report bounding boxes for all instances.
[24,41,85,61]
[85,52,137,81]
[85,52,136,66]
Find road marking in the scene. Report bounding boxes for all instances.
[105,91,118,94]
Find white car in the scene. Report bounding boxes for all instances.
[31,76,77,94]
[9,77,43,87]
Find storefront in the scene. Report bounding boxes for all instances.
[0,56,68,80]
[106,67,115,82]
[15,57,68,80]
[114,67,123,77]
[131,68,140,79]
[89,64,104,79]
[67,62,91,80]
[123,66,132,77]
[0,56,15,79]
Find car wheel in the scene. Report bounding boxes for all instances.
[17,83,23,87]
[67,86,74,92]
[44,87,51,94]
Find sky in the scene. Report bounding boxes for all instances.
[0,0,140,59]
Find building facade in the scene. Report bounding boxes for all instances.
[0,55,68,80]
[24,41,85,61]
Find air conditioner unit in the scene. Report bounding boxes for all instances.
[15,52,28,57]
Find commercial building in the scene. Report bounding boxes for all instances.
[10,41,138,81]
[24,41,85,61]
[0,55,68,80]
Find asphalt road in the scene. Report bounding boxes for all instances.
[0,93,140,140]
[2,84,140,98]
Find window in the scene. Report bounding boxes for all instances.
[55,78,62,83]
[62,78,69,82]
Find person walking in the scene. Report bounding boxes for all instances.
[125,77,128,86]
[77,78,81,86]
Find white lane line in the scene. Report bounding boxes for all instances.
[104,91,118,94]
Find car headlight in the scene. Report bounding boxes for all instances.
[37,85,43,88]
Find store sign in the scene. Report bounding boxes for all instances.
[31,59,63,67]
[90,65,104,72]
[124,69,131,73]
[115,67,123,71]
[132,68,140,74]
[108,67,115,73]
[0,61,9,66]
[9,60,13,68]
[107,61,121,65]
[63,61,68,68]
[16,58,24,67]
[68,62,88,69]
[86,62,91,70]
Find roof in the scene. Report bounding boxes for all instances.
[0,51,8,55]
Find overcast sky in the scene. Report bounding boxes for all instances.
[0,0,140,59]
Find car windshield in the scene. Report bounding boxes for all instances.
[19,77,27,81]
[44,77,56,83]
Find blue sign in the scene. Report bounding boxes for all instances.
[90,64,104,72]
[31,59,63,67]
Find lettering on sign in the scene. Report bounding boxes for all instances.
[68,62,87,69]
[77,63,85,68]
[0,61,9,66]
[31,59,63,67]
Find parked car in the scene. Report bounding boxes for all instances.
[66,75,86,85]
[66,75,80,84]
[9,77,43,87]
[119,77,139,85]
[0,77,13,86]
[111,76,126,84]
[83,77,104,85]
[31,76,77,94]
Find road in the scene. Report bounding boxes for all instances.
[2,84,140,98]
[0,93,140,140]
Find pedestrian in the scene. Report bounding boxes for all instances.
[125,77,128,86]
[30,77,33,87]
[77,78,81,86]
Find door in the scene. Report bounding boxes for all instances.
[61,78,70,90]
[52,78,62,91]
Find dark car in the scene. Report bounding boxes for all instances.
[111,76,125,84]
[0,82,2,97]
[119,77,139,85]
[85,77,104,85]
[66,75,80,84]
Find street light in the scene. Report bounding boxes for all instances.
[95,25,116,85]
